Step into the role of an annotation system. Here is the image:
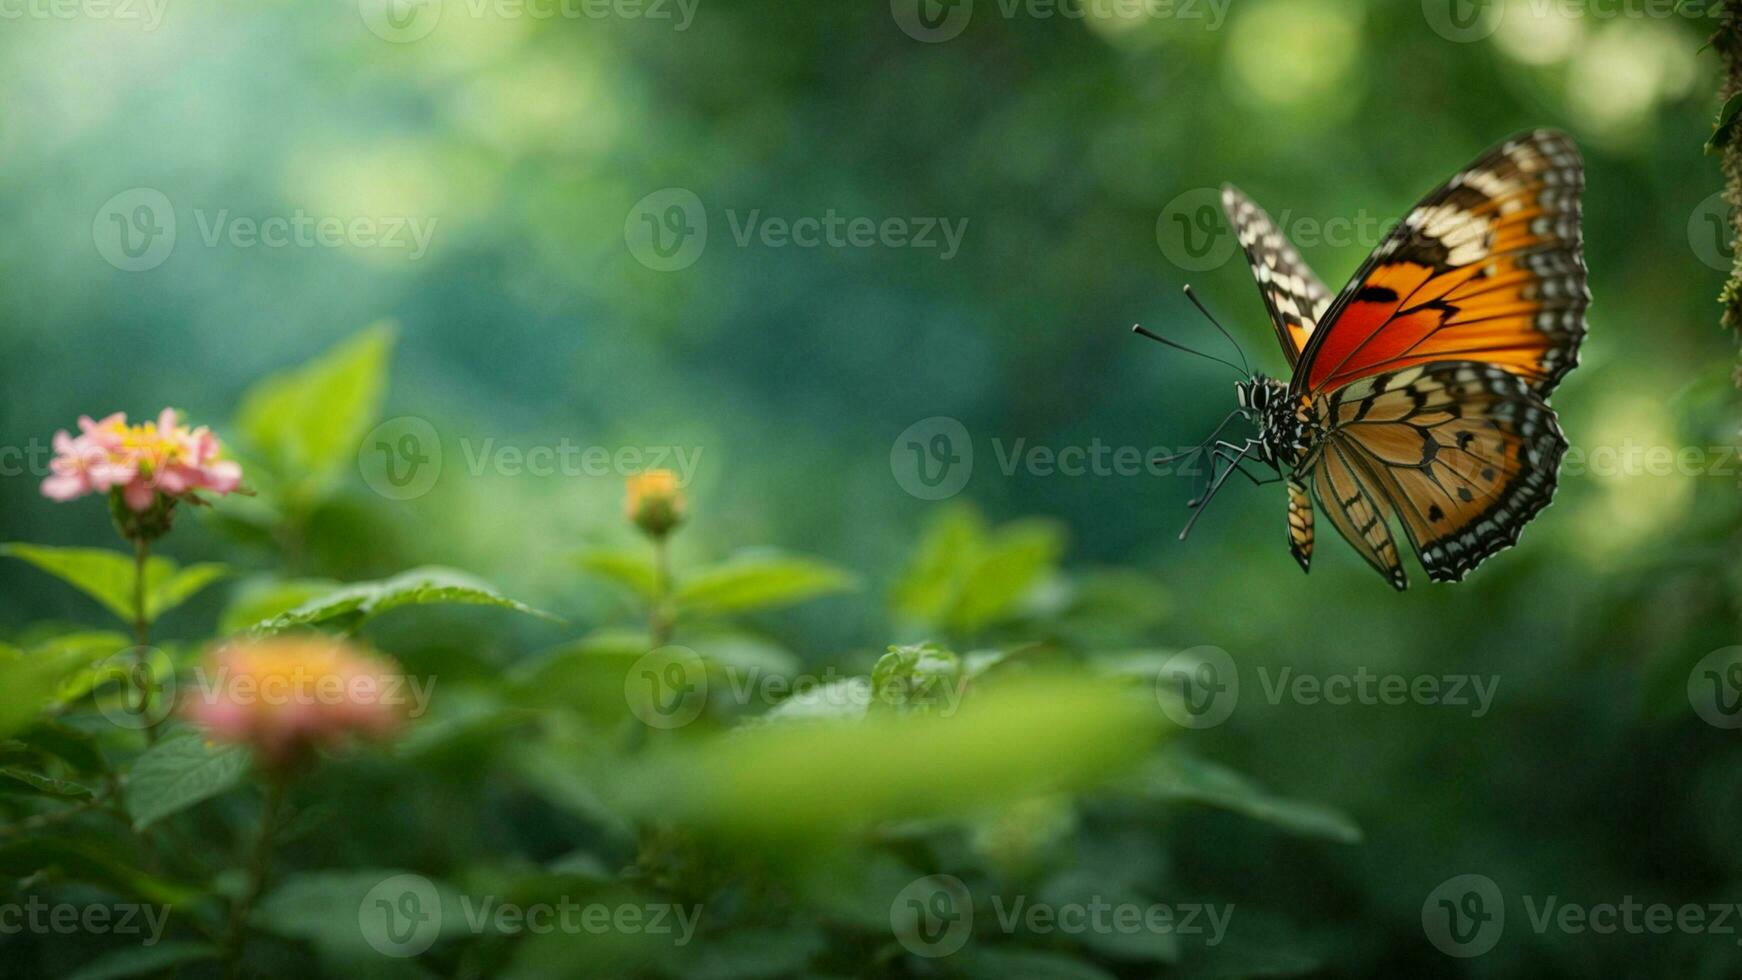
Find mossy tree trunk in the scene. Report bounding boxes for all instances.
[1713,17,1742,380]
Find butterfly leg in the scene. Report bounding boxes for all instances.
[1154,408,1245,465]
[1188,440,1279,506]
[1218,454,1283,489]
[1180,440,1271,539]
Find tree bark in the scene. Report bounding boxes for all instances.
[1713,16,1742,383]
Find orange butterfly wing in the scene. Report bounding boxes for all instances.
[1281,130,1585,587]
[1308,363,1568,588]
[1291,129,1587,398]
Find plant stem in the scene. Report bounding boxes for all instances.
[225,779,286,979]
[650,536,674,648]
[133,537,149,648]
[132,538,158,744]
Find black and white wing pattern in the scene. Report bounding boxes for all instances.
[1221,184,1335,367]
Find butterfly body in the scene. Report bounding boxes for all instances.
[1176,130,1587,590]
[1237,376,1317,468]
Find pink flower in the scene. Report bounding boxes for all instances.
[182,638,409,769]
[40,409,243,513]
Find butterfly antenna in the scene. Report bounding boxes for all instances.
[1182,285,1250,375]
[1131,324,1245,376]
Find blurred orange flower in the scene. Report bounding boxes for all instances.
[183,637,409,768]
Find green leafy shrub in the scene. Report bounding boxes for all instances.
[0,329,1359,979]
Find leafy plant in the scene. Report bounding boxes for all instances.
[0,335,1360,980]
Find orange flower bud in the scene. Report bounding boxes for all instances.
[625,469,686,539]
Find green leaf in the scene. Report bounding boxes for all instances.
[889,507,1067,634]
[1167,946,1322,980]
[575,547,661,601]
[890,505,987,624]
[125,729,251,830]
[12,722,106,774]
[617,673,1164,838]
[65,942,220,980]
[248,566,559,635]
[218,576,339,634]
[948,519,1066,632]
[234,322,395,504]
[512,737,635,838]
[511,628,807,732]
[686,631,802,678]
[1037,866,1178,962]
[1,544,228,625]
[1135,749,1362,844]
[757,677,873,725]
[0,839,199,906]
[495,884,683,980]
[506,630,651,725]
[0,766,94,798]
[0,641,115,740]
[674,551,856,617]
[3,545,141,623]
[672,926,826,980]
[869,642,964,716]
[969,795,1078,873]
[33,631,132,704]
[956,947,1117,980]
[1710,91,1742,154]
[964,645,1047,680]
[149,563,231,621]
[256,869,469,967]
[276,801,340,844]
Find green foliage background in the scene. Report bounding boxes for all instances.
[0,1,1738,977]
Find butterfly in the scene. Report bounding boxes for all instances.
[1139,130,1587,590]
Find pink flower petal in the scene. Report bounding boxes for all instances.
[156,467,191,494]
[123,480,156,512]
[40,473,89,501]
[203,460,242,492]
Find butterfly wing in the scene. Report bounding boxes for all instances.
[1222,185,1335,366]
[1302,361,1567,588]
[1307,438,1408,590]
[1290,130,1587,397]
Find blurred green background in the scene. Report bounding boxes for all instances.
[1,0,1739,976]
